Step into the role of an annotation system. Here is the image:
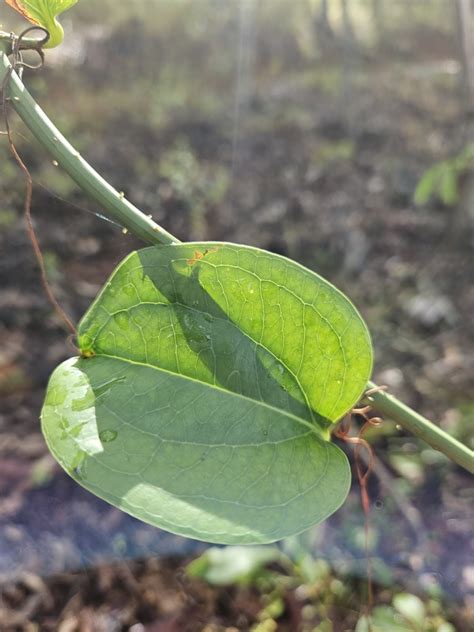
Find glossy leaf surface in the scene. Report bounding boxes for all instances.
[42,243,373,543]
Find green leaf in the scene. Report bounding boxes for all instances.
[414,164,441,206]
[41,243,373,544]
[439,167,459,206]
[356,607,411,632]
[5,0,78,48]
[393,593,426,628]
[186,546,282,586]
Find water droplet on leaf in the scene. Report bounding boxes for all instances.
[100,430,118,443]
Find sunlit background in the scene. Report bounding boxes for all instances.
[0,1,473,630]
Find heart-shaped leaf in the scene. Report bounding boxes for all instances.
[5,0,78,48]
[41,243,373,544]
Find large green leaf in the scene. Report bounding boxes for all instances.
[41,243,373,544]
[5,0,78,48]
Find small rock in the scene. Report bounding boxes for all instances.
[405,294,457,327]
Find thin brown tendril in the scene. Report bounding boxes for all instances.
[364,384,388,398]
[335,384,387,620]
[1,28,77,339]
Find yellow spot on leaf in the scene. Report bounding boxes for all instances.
[81,349,95,359]
[186,247,219,266]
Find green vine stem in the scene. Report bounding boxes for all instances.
[364,383,473,474]
[0,30,43,55]
[0,42,178,246]
[0,45,472,474]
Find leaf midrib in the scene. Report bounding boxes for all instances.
[88,299,319,424]
[88,352,330,439]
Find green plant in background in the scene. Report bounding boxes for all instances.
[414,144,474,207]
[0,0,472,548]
[312,139,355,165]
[356,593,457,632]
[186,545,285,587]
[159,139,229,239]
[187,544,458,631]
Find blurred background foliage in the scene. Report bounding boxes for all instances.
[0,0,473,630]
